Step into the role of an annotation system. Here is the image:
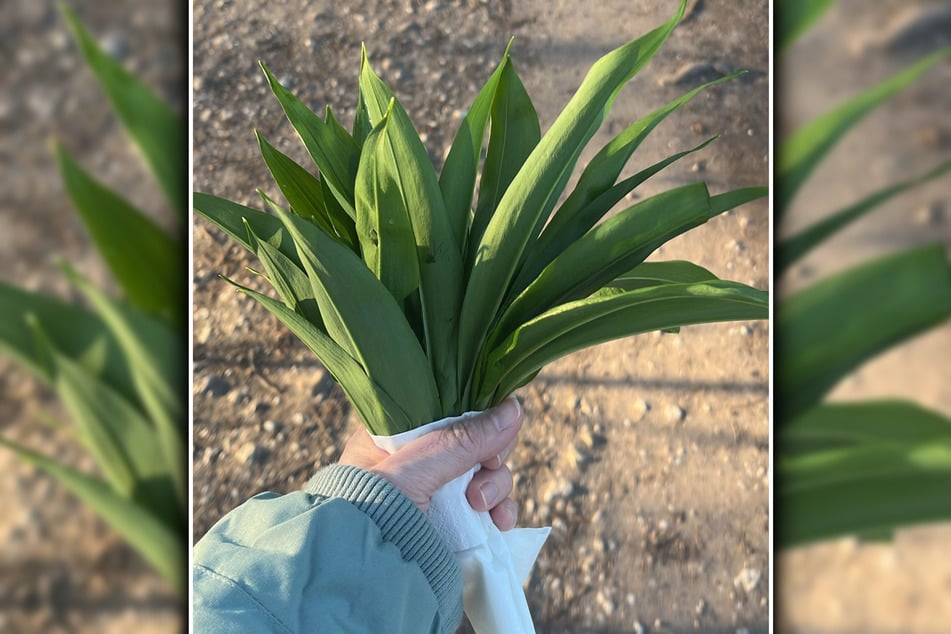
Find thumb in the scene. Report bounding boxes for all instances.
[372,397,523,510]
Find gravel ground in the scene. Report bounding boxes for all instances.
[193,1,769,632]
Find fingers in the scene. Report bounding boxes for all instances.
[377,397,524,503]
[466,463,514,512]
[489,498,518,532]
[481,435,518,470]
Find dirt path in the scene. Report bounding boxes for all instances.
[192,1,769,632]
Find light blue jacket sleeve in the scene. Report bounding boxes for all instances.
[193,464,463,633]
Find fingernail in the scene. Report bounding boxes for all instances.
[492,397,519,431]
[480,482,498,509]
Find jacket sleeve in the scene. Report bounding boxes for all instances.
[193,464,463,633]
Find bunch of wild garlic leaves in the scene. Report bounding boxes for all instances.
[0,7,185,595]
[196,0,768,436]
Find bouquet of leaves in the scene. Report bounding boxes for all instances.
[196,0,768,438]
[776,0,951,547]
[0,7,185,595]
[197,2,766,629]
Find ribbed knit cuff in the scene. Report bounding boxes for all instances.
[305,464,463,630]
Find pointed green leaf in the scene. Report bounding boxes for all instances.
[261,62,361,218]
[458,1,688,387]
[256,130,358,250]
[777,245,951,422]
[467,57,541,259]
[0,436,183,595]
[354,101,422,303]
[194,192,304,268]
[245,222,324,329]
[478,280,766,406]
[778,48,949,217]
[359,52,465,410]
[494,183,711,344]
[266,202,441,428]
[439,42,512,250]
[778,159,951,275]
[609,260,720,291]
[515,136,720,294]
[61,5,184,216]
[56,143,182,329]
[223,277,414,435]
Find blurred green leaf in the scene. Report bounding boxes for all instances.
[61,4,184,216]
[778,48,949,218]
[55,143,183,329]
[777,245,951,423]
[0,435,184,595]
[778,158,951,275]
[777,0,836,51]
[609,260,720,291]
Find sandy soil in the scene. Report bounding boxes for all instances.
[0,1,183,632]
[192,1,769,632]
[777,1,951,632]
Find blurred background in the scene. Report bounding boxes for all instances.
[0,0,183,632]
[192,0,768,632]
[777,0,951,632]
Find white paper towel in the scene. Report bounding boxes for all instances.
[371,411,551,633]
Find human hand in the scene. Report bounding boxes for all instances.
[339,397,523,531]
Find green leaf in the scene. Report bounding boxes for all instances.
[708,187,768,217]
[479,280,767,406]
[777,0,836,51]
[55,143,183,329]
[439,42,512,250]
[354,101,422,303]
[778,48,949,218]
[359,52,465,410]
[56,141,183,322]
[61,265,185,508]
[266,202,442,429]
[245,222,324,329]
[781,401,951,455]
[256,130,358,250]
[223,277,413,435]
[61,4,184,216]
[777,245,951,423]
[609,260,720,291]
[458,1,688,389]
[194,192,303,269]
[261,62,361,218]
[515,136,720,295]
[494,183,712,344]
[467,56,541,260]
[0,435,184,595]
[779,446,951,548]
[778,159,951,275]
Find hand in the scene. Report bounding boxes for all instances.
[339,397,523,531]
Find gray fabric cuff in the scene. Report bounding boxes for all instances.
[305,464,463,631]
